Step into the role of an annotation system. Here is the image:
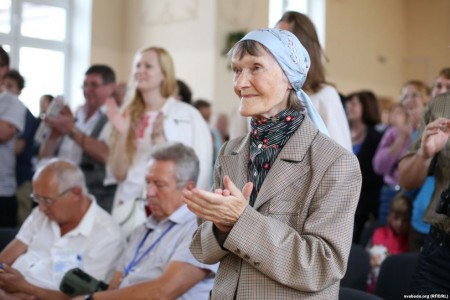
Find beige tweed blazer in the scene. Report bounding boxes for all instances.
[190,116,362,299]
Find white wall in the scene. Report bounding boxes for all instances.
[119,0,216,102]
[214,0,269,116]
[90,0,125,77]
[404,0,450,86]
[88,0,450,111]
[90,0,269,118]
[325,0,406,101]
[69,0,92,109]
[325,0,450,101]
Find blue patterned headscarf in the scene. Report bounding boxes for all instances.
[239,28,329,136]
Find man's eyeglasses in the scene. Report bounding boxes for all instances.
[399,92,421,102]
[81,82,105,90]
[30,187,75,206]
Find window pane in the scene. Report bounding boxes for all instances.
[268,0,308,27]
[21,2,66,41]
[0,0,11,34]
[1,44,10,53]
[286,0,308,13]
[19,47,64,116]
[268,0,284,27]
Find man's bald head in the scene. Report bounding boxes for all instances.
[33,159,88,195]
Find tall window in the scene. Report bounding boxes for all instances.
[268,0,326,49]
[269,0,308,27]
[0,0,71,116]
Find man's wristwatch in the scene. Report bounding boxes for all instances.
[69,126,77,139]
[84,294,94,300]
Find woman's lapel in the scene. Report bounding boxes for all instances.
[253,116,318,210]
[218,133,251,191]
[217,116,320,210]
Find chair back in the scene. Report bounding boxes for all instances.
[0,227,18,251]
[341,243,371,291]
[374,252,419,300]
[359,221,384,247]
[339,287,383,300]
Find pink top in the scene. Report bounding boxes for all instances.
[372,225,409,255]
[372,126,411,186]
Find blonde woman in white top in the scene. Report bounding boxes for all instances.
[107,47,213,227]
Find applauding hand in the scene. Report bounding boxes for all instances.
[44,105,74,138]
[183,176,253,232]
[106,97,130,134]
[151,112,166,144]
[419,117,450,159]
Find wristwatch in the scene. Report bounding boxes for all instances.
[69,126,77,139]
[84,294,94,300]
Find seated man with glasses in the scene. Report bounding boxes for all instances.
[38,64,117,213]
[73,143,217,300]
[0,158,124,300]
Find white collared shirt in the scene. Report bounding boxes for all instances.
[309,84,352,151]
[113,97,213,207]
[57,105,109,165]
[13,197,125,290]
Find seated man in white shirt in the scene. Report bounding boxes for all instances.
[0,158,124,300]
[75,143,217,300]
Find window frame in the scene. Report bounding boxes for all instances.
[0,0,72,115]
[268,0,326,49]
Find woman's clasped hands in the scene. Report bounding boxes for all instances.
[183,176,253,233]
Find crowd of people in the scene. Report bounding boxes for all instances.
[0,10,449,299]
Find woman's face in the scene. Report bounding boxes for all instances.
[345,96,363,123]
[134,50,165,93]
[389,105,407,127]
[432,75,450,98]
[39,96,50,114]
[400,84,425,126]
[231,46,292,119]
[276,21,292,31]
[388,211,410,235]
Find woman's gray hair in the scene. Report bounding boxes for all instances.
[150,142,200,188]
[33,158,88,194]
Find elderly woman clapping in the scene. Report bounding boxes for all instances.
[183,29,361,299]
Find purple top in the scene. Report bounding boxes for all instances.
[372,126,411,186]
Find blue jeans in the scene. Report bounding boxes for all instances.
[410,226,450,294]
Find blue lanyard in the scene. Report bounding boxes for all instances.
[123,223,176,278]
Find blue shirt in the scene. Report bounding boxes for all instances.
[352,143,362,155]
[411,176,433,234]
[16,108,38,185]
[119,205,217,300]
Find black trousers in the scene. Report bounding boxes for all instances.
[89,184,117,214]
[0,195,17,227]
[410,226,450,294]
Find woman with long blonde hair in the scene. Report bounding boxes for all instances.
[107,47,212,227]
